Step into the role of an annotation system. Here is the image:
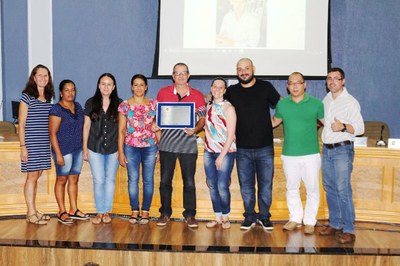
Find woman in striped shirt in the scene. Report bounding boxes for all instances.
[19,64,55,225]
[204,77,237,229]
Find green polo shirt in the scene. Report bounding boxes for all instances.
[275,93,324,156]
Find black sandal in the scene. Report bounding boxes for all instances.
[140,211,150,225]
[69,209,90,220]
[57,212,73,224]
[129,211,139,224]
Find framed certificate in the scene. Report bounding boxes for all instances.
[156,102,195,129]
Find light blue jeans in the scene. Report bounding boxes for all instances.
[236,145,274,222]
[88,150,119,213]
[204,151,235,215]
[322,143,355,234]
[125,144,157,211]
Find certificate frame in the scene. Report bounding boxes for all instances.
[156,102,195,129]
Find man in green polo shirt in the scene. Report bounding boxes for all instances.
[272,72,324,234]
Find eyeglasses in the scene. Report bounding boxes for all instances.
[173,71,188,76]
[326,77,343,82]
[287,81,304,86]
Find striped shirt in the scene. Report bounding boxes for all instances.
[204,100,236,153]
[322,87,364,144]
[157,84,206,154]
[20,93,52,172]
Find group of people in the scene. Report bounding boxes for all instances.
[20,68,120,225]
[18,57,363,245]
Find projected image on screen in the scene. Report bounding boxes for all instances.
[184,0,305,49]
[159,0,328,76]
[216,0,262,48]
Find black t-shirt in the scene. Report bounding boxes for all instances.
[225,79,280,148]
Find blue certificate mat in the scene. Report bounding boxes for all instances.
[156,102,195,129]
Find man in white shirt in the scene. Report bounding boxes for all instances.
[216,0,260,47]
[320,67,364,244]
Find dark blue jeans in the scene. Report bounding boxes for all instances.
[204,151,235,215]
[159,151,197,218]
[322,143,355,233]
[236,145,274,222]
[125,144,157,211]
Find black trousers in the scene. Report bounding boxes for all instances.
[158,151,198,218]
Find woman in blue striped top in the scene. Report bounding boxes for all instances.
[18,64,55,225]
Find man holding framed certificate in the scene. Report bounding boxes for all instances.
[154,63,206,228]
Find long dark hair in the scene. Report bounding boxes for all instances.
[22,64,55,101]
[89,73,119,122]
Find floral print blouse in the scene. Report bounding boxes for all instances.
[118,99,158,147]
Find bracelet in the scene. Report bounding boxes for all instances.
[20,144,26,147]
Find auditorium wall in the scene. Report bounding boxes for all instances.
[1,0,399,137]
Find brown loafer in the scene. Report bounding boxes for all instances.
[319,226,341,236]
[156,214,170,226]
[185,217,199,228]
[336,232,356,244]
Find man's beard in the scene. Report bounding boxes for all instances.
[238,73,254,84]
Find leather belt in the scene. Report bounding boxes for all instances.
[324,140,353,149]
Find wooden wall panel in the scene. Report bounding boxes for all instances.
[1,133,400,223]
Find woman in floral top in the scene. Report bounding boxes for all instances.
[118,74,160,224]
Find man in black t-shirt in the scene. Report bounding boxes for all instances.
[225,58,280,230]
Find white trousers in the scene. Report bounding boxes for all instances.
[281,153,321,225]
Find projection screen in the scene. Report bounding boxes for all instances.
[157,0,329,77]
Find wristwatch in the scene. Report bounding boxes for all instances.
[341,123,347,132]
